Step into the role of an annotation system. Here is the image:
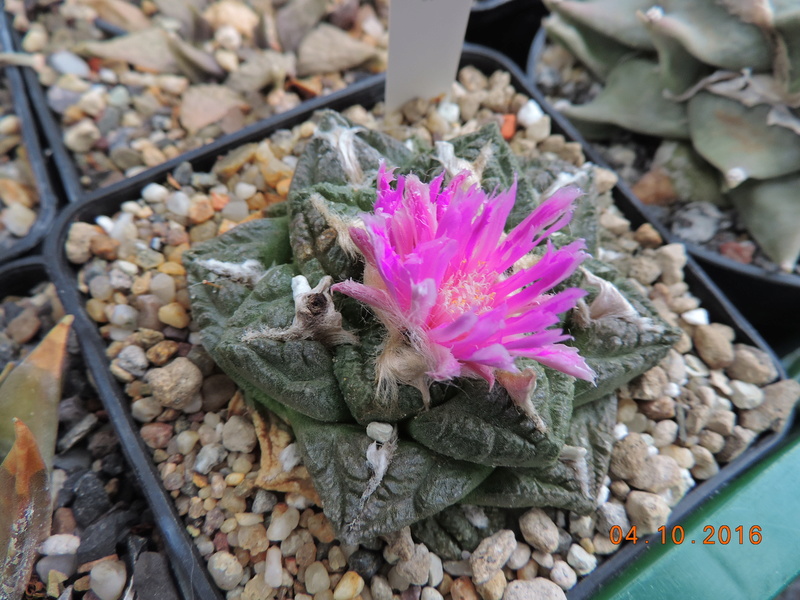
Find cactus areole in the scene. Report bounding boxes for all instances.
[184,111,678,547]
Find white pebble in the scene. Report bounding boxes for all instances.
[437,101,460,123]
[234,182,258,200]
[682,308,709,325]
[90,559,127,600]
[613,423,628,440]
[517,99,544,128]
[38,534,80,556]
[141,183,170,203]
[366,422,394,443]
[264,546,284,588]
[267,506,300,541]
[95,215,115,234]
[428,552,444,587]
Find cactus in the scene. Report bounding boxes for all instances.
[184,111,678,545]
[542,0,800,272]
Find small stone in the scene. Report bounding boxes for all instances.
[158,302,190,328]
[329,545,347,571]
[267,504,301,541]
[422,587,444,600]
[706,409,736,436]
[194,443,227,474]
[114,344,148,377]
[595,501,630,537]
[222,415,257,453]
[395,544,430,586]
[638,396,676,421]
[739,380,800,433]
[264,545,283,587]
[428,552,444,587]
[36,554,78,582]
[726,345,778,385]
[333,571,365,600]
[698,430,726,454]
[693,325,734,370]
[450,577,479,600]
[626,491,671,534]
[39,534,81,556]
[470,529,517,584]
[348,549,382,580]
[629,454,682,493]
[90,559,126,600]
[145,357,203,409]
[306,561,331,594]
[651,420,678,448]
[145,340,179,366]
[64,119,101,153]
[519,509,559,553]
[6,307,40,343]
[366,421,394,442]
[503,579,566,600]
[3,203,37,237]
[132,397,162,423]
[690,445,719,480]
[609,433,648,480]
[505,542,531,571]
[548,560,576,591]
[208,551,244,591]
[66,222,102,263]
[630,367,668,400]
[566,544,596,576]
[371,575,393,600]
[716,426,758,462]
[729,380,766,410]
[475,570,506,600]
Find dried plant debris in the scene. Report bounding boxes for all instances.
[63,67,800,597]
[13,0,388,192]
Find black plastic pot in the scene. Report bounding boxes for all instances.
[466,0,546,69]
[0,11,57,264]
[46,44,793,600]
[526,27,800,357]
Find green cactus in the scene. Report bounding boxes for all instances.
[543,0,800,272]
[184,111,678,546]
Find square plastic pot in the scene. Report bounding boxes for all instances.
[45,44,793,600]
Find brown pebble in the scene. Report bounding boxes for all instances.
[633,223,663,248]
[89,234,120,260]
[451,577,479,600]
[631,167,677,206]
[7,307,41,343]
[693,324,734,370]
[52,507,77,535]
[146,340,180,366]
[139,422,174,449]
[638,396,676,421]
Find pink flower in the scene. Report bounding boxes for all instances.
[332,167,595,400]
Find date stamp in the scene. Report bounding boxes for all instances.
[609,525,763,545]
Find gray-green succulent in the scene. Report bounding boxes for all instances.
[183,110,678,549]
[542,0,800,272]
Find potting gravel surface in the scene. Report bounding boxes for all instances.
[1,279,179,600]
[533,42,797,277]
[61,65,800,600]
[12,0,388,194]
[0,80,41,245]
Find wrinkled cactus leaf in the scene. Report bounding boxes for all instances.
[290,411,492,543]
[567,392,617,500]
[688,91,800,181]
[639,9,711,94]
[0,420,51,600]
[558,58,691,139]
[569,263,680,406]
[0,315,73,471]
[334,323,444,425]
[185,217,291,344]
[407,364,573,468]
[186,221,351,422]
[543,13,634,81]
[411,506,513,561]
[461,459,593,514]
[730,171,800,272]
[545,0,655,50]
[644,0,772,72]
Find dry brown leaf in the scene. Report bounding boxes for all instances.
[251,409,320,505]
[179,84,248,133]
[74,28,177,73]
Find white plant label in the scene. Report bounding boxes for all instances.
[386,0,473,111]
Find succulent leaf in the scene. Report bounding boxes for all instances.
[729,172,800,272]
[544,0,655,50]
[542,13,633,81]
[687,91,800,182]
[557,57,691,139]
